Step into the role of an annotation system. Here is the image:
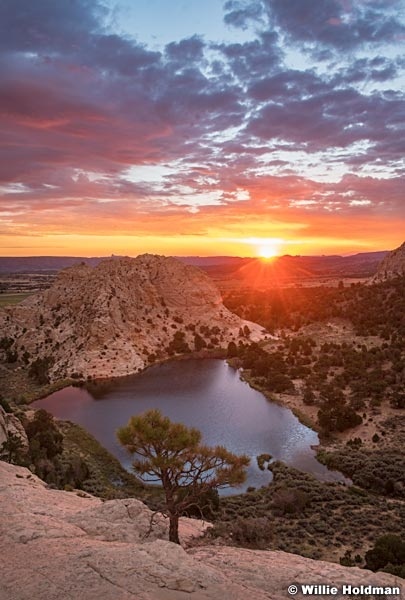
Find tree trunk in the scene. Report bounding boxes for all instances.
[168,514,180,544]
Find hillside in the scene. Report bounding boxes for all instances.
[229,252,388,287]
[0,255,264,381]
[374,241,405,281]
[1,461,402,600]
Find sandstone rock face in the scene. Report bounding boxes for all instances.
[374,241,405,281]
[1,461,402,600]
[0,255,264,380]
[0,407,29,455]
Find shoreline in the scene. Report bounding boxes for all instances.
[10,350,376,460]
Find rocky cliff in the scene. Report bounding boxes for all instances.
[0,255,264,380]
[374,241,405,281]
[0,461,402,600]
[0,407,29,455]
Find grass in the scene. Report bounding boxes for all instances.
[0,293,32,307]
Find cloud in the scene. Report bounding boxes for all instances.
[223,0,265,29]
[0,0,403,253]
[0,0,104,52]
[165,35,205,63]
[263,0,405,51]
[216,31,281,80]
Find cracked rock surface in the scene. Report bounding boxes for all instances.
[1,461,403,600]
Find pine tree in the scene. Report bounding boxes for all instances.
[117,409,249,544]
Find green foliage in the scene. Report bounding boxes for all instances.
[213,462,405,561]
[318,447,405,499]
[390,391,405,409]
[256,453,272,470]
[28,357,53,385]
[339,550,357,567]
[365,535,405,577]
[236,343,295,393]
[227,341,238,358]
[223,278,405,419]
[6,349,18,363]
[0,433,26,465]
[25,409,63,461]
[62,455,90,489]
[0,396,12,413]
[167,330,190,355]
[211,516,273,548]
[318,404,362,434]
[193,333,207,351]
[271,486,310,515]
[59,421,150,501]
[0,336,14,351]
[117,409,249,543]
[346,437,362,449]
[178,487,220,519]
[303,386,316,406]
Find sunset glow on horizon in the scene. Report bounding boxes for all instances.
[1,1,404,258]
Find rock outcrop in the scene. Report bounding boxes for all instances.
[0,461,402,600]
[0,255,264,380]
[0,407,29,455]
[374,241,405,281]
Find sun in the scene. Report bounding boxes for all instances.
[257,240,281,260]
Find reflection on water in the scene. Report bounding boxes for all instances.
[33,359,346,493]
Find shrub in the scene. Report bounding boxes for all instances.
[212,517,273,548]
[0,396,12,413]
[365,535,405,576]
[272,486,310,515]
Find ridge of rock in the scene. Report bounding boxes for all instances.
[374,241,405,281]
[0,407,29,455]
[0,255,264,380]
[0,461,402,600]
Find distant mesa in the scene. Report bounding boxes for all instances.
[374,241,405,281]
[0,255,264,381]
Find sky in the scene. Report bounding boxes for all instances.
[0,0,404,258]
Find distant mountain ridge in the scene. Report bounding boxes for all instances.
[232,251,389,283]
[0,251,389,276]
[0,256,112,273]
[0,255,248,273]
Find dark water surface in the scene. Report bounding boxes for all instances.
[33,359,345,492]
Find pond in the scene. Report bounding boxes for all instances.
[33,359,345,493]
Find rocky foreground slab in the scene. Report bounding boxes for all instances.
[0,461,402,600]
